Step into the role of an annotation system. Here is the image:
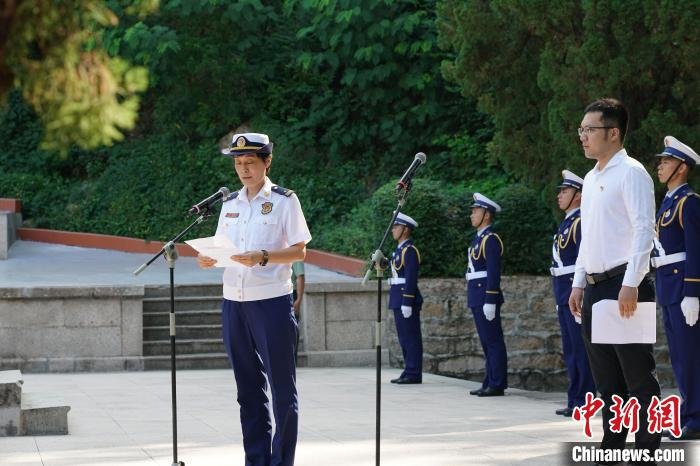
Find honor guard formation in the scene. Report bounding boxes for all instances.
[198,98,700,465]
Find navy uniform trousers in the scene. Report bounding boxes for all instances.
[222,295,298,466]
[557,303,595,408]
[662,302,700,430]
[391,306,423,379]
[581,274,660,457]
[470,303,507,390]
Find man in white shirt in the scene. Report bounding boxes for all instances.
[568,99,659,464]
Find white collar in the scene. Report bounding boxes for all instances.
[477,225,491,236]
[398,239,410,248]
[239,177,273,202]
[565,207,580,219]
[594,148,627,173]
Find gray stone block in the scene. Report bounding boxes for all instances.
[0,370,22,437]
[301,349,388,367]
[20,392,70,435]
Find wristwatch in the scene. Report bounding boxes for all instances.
[259,249,269,266]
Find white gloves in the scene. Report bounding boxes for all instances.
[681,297,699,326]
[401,305,412,318]
[483,303,496,321]
[574,314,582,324]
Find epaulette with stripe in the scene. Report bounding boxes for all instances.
[272,185,294,197]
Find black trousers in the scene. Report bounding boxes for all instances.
[581,274,660,460]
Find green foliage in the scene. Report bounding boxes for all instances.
[2,0,157,152]
[437,0,700,192]
[315,177,553,277]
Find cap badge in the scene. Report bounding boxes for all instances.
[236,137,246,148]
[261,202,273,215]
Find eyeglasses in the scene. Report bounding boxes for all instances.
[577,126,615,137]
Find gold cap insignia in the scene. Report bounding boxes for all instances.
[261,202,273,215]
[236,137,246,148]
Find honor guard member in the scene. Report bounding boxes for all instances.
[652,136,700,440]
[388,212,423,384]
[551,170,595,417]
[466,193,507,397]
[198,132,312,466]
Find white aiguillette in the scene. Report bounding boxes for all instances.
[591,299,657,344]
[185,235,241,267]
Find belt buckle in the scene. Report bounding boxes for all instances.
[585,274,595,286]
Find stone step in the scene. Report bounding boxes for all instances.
[143,353,231,370]
[142,296,222,312]
[20,392,70,435]
[143,324,222,341]
[143,310,221,327]
[143,339,226,356]
[0,370,23,437]
[144,284,222,299]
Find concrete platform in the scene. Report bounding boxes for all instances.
[0,240,357,287]
[0,368,695,465]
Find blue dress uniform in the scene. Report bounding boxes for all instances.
[551,170,595,413]
[388,213,423,383]
[466,193,507,393]
[216,133,312,466]
[651,136,700,436]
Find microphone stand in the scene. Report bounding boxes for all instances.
[133,209,214,466]
[362,179,414,466]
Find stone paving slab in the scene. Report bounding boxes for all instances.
[1,368,694,465]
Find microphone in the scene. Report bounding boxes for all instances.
[396,152,426,192]
[187,187,230,215]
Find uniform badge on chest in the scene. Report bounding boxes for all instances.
[261,202,273,215]
[664,210,671,218]
[563,228,569,235]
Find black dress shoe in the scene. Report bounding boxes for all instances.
[671,426,700,440]
[469,388,484,396]
[390,377,403,383]
[477,387,504,397]
[394,377,421,384]
[556,408,573,417]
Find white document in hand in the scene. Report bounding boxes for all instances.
[185,235,241,268]
[591,299,656,344]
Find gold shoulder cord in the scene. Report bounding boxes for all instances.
[558,218,578,250]
[659,197,685,229]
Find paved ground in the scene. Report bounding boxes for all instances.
[1,241,696,465]
[0,241,356,287]
[0,367,664,466]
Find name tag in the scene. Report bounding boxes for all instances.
[225,213,239,218]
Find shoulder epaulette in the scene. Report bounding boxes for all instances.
[482,232,504,256]
[679,191,700,229]
[402,244,421,265]
[272,185,294,197]
[223,191,239,202]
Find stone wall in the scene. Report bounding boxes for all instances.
[385,277,673,391]
[300,281,389,367]
[0,286,144,372]
[0,211,21,260]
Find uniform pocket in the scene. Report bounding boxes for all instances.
[251,217,280,245]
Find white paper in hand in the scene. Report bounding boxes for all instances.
[591,299,656,344]
[185,235,241,267]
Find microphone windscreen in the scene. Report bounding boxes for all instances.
[415,152,427,164]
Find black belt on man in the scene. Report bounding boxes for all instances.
[585,263,627,285]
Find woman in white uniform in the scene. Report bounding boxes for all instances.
[198,132,311,466]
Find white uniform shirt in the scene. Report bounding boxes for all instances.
[572,149,655,289]
[215,177,312,302]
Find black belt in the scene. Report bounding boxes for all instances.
[585,263,627,285]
